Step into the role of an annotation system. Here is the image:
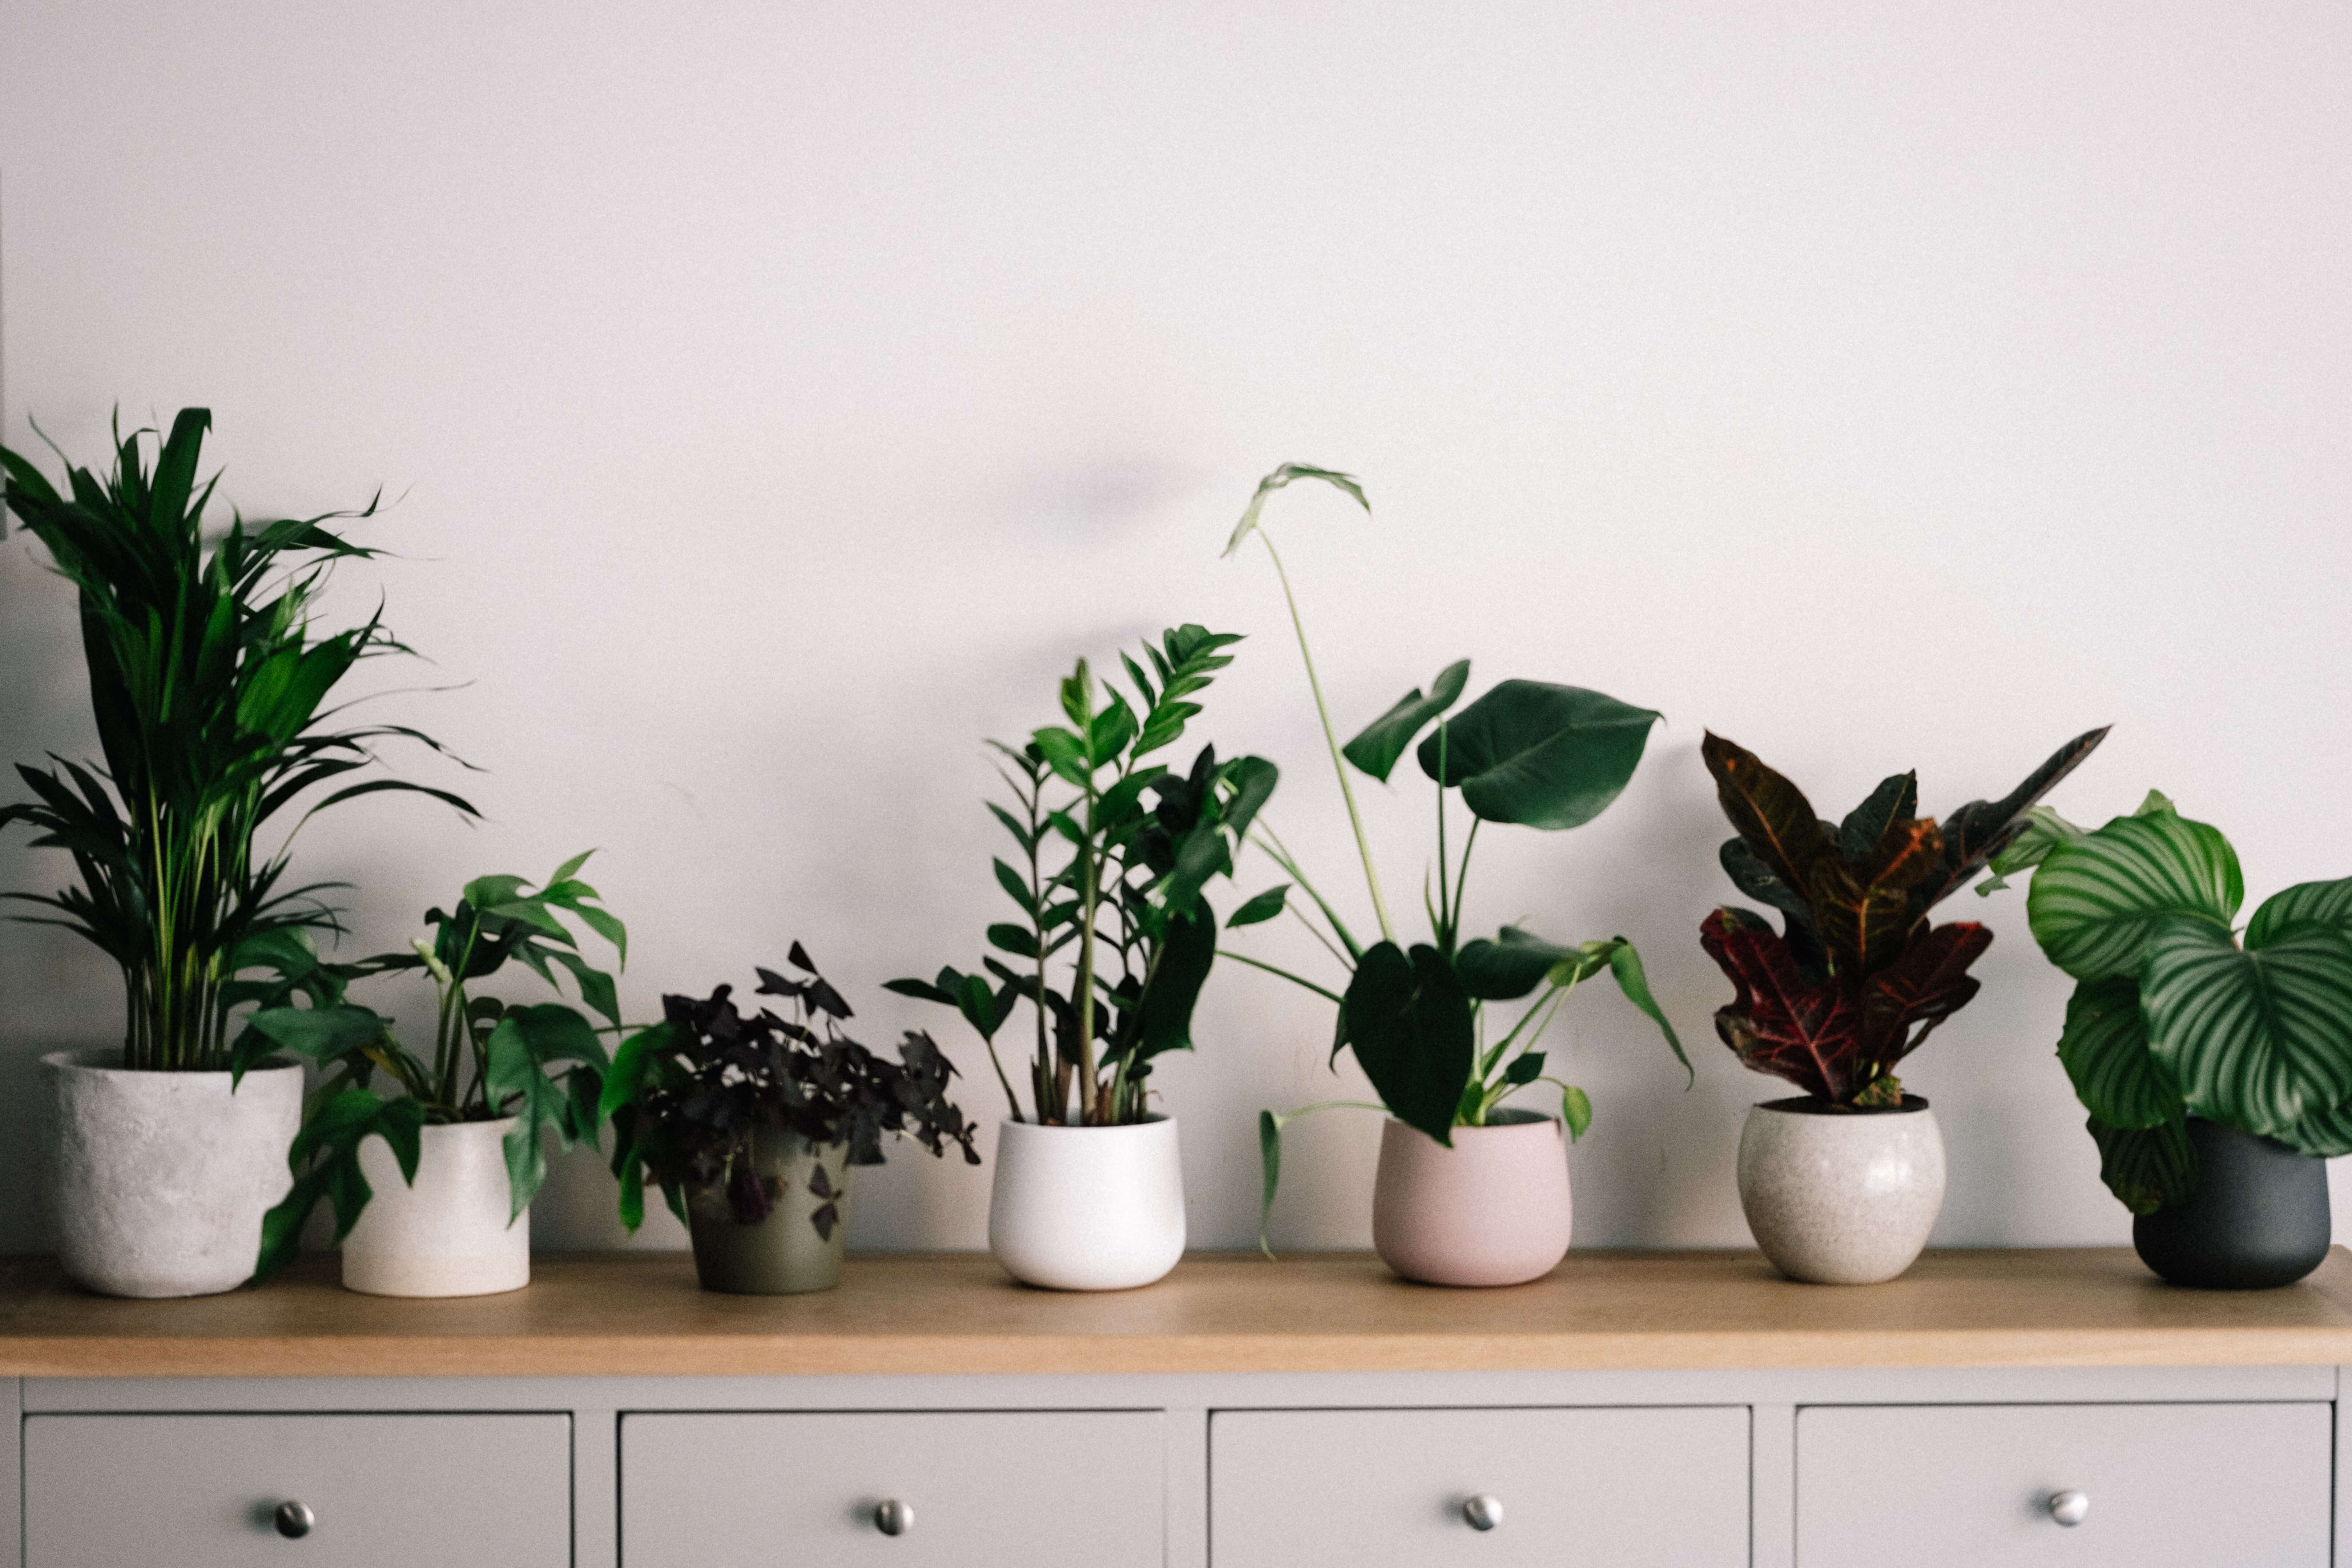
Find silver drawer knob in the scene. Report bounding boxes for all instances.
[1462,1493,1505,1531]
[873,1499,913,1537]
[2047,1490,2090,1527]
[274,1501,315,1539]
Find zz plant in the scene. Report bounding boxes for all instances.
[1984,793,2352,1212]
[889,625,1279,1126]
[1227,466,1689,1245]
[603,944,980,1236]
[243,854,628,1278]
[0,410,472,1071]
[1698,729,2106,1106]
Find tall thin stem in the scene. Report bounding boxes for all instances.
[1256,532,1395,945]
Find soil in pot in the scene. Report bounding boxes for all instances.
[1737,1095,1944,1285]
[2133,1117,2330,1290]
[686,1131,851,1295]
[1371,1110,1572,1287]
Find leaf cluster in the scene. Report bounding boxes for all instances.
[888,625,1279,1126]
[606,944,979,1235]
[243,853,626,1280]
[1994,796,2352,1213]
[0,409,474,1072]
[1698,729,2106,1107]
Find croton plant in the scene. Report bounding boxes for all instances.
[1699,728,2108,1108]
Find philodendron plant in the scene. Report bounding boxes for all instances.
[888,624,1279,1126]
[1983,793,2352,1213]
[1699,729,2107,1107]
[0,410,473,1072]
[243,854,631,1278]
[1226,466,1689,1245]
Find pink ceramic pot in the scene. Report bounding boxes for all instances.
[1371,1112,1573,1287]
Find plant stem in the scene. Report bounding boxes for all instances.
[1451,817,1481,941]
[1216,949,1347,1005]
[1255,531,1395,945]
[1435,724,1451,952]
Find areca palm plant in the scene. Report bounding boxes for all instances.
[0,409,472,1071]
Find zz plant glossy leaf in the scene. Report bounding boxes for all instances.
[1417,680,1661,830]
[2026,809,2241,981]
[2139,916,2352,1137]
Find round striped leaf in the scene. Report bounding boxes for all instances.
[2247,876,2352,949]
[2141,916,2352,1136]
[2279,1095,2352,1159]
[2027,810,2241,981]
[2086,1115,2197,1215]
[2056,976,2181,1130]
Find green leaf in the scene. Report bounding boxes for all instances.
[2027,808,2242,981]
[1456,927,1607,1001]
[1341,942,1475,1145]
[1561,1083,1593,1141]
[2141,916,2352,1136]
[1257,1108,1283,1258]
[1502,1050,1545,1086]
[1031,727,1091,786]
[2279,1095,2352,1159]
[1342,661,1470,783]
[2056,976,2180,1129]
[1975,805,2086,896]
[1606,940,1691,1084]
[987,922,1040,959]
[1222,462,1369,557]
[598,1022,674,1121]
[1227,885,1290,928]
[1137,905,1216,1060]
[2087,1114,2197,1215]
[2246,877,2352,949]
[1419,681,1661,830]
[247,1004,390,1062]
[993,858,1039,916]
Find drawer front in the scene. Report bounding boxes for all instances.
[620,1410,1162,1568]
[1210,1406,1748,1568]
[23,1412,570,1568]
[1796,1402,2331,1567]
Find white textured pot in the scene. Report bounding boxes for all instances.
[1738,1096,1945,1285]
[989,1116,1186,1291]
[342,1118,530,1298]
[42,1049,303,1298]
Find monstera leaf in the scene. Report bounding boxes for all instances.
[1453,927,1690,1078]
[1344,661,1470,782]
[2025,807,2241,982]
[1339,942,1475,1144]
[1419,681,1661,830]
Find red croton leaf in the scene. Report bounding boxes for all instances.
[1806,816,1946,977]
[1699,907,1862,1102]
[1855,920,1991,1074]
[1701,734,1834,906]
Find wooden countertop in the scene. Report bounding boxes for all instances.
[7,1248,2352,1378]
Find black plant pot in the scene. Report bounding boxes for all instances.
[2133,1118,2330,1290]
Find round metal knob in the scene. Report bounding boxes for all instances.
[274,1501,315,1539]
[1462,1493,1505,1531]
[2047,1490,2090,1527]
[873,1499,913,1537]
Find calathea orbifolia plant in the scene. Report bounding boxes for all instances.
[0,410,474,1071]
[1699,729,2106,1108]
[1224,466,1690,1246]
[242,854,627,1279]
[888,625,1279,1126]
[602,944,980,1236]
[1983,793,2352,1213]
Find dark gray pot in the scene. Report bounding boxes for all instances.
[2133,1118,2330,1290]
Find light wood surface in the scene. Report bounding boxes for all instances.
[7,1248,2352,1378]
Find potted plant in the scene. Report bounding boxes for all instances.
[1698,727,2106,1284]
[1982,792,2352,1288]
[889,624,1278,1290]
[1228,466,1689,1287]
[603,945,980,1294]
[0,410,473,1298]
[241,855,626,1296]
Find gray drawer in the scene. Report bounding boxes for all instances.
[1210,1406,1749,1568]
[23,1412,570,1568]
[1796,1402,2332,1566]
[620,1410,1163,1568]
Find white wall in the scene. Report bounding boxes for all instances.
[4,1,2349,1256]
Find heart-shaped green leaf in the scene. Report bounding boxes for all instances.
[1418,681,1661,830]
[2141,916,2352,1136]
[1340,941,1474,1145]
[1343,661,1470,782]
[2246,877,2352,949]
[2027,809,2241,981]
[2278,1095,2352,1159]
[2056,976,2181,1129]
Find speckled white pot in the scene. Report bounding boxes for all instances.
[989,1116,1185,1291]
[342,1119,529,1298]
[42,1050,303,1298]
[1737,1097,1944,1285]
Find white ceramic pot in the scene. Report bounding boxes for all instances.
[1737,1096,1945,1285]
[1371,1113,1573,1287]
[989,1116,1186,1291]
[42,1049,304,1298]
[341,1118,529,1298]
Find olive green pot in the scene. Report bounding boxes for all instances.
[684,1131,851,1295]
